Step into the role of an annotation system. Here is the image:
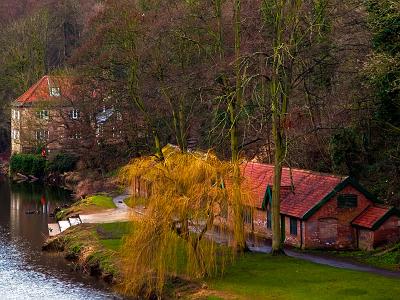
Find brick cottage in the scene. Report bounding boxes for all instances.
[128,151,400,251]
[242,162,400,250]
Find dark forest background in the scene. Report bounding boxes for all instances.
[0,0,398,206]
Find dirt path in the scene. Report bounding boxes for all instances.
[79,194,132,223]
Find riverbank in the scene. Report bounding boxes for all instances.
[44,194,400,299]
[44,223,400,299]
[43,222,131,285]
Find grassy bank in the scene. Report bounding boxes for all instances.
[43,222,132,283]
[56,195,116,220]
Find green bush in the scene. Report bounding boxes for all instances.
[10,154,46,177]
[46,153,78,173]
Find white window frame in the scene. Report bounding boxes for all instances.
[50,87,61,97]
[38,110,49,120]
[71,109,80,120]
[36,130,49,140]
[12,129,20,140]
[12,109,20,120]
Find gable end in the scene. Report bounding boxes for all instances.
[303,177,382,220]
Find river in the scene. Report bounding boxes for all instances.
[0,176,118,300]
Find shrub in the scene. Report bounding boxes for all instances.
[10,154,46,177]
[46,153,78,173]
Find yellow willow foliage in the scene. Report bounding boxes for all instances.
[118,145,253,297]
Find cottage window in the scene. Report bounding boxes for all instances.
[290,217,298,236]
[70,109,80,119]
[50,87,61,97]
[338,194,358,208]
[243,206,253,225]
[266,210,272,229]
[36,130,49,140]
[38,110,49,120]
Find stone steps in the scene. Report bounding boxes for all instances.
[48,223,61,237]
[48,216,82,237]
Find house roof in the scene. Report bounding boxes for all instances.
[96,108,115,124]
[13,75,74,106]
[241,162,347,219]
[352,206,398,230]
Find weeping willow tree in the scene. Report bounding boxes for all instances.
[119,145,251,297]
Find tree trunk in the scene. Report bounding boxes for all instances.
[271,118,285,255]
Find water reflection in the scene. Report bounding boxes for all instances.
[0,177,117,300]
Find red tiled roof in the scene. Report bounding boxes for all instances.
[14,75,73,105]
[241,162,345,218]
[352,206,393,230]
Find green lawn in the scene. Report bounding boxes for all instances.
[56,195,116,220]
[123,196,147,208]
[96,222,133,251]
[89,195,116,209]
[206,253,400,300]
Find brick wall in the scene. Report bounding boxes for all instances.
[252,209,271,237]
[358,229,374,250]
[304,184,375,249]
[11,106,69,154]
[283,216,303,248]
[373,215,400,248]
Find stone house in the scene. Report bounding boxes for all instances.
[241,162,400,250]
[11,75,123,155]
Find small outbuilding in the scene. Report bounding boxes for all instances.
[352,206,400,250]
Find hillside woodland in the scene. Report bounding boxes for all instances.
[0,0,399,206]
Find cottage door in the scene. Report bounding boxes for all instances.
[318,218,338,247]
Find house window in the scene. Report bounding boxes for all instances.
[70,132,81,139]
[36,130,49,140]
[338,194,358,208]
[50,87,61,97]
[266,210,272,229]
[290,217,298,236]
[38,110,49,120]
[70,109,80,119]
[12,109,20,120]
[12,129,20,140]
[243,206,253,225]
[96,124,104,137]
